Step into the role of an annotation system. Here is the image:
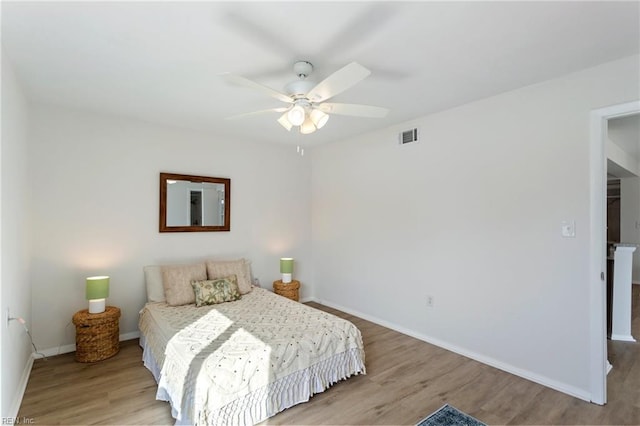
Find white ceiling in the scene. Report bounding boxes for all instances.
[2,1,639,147]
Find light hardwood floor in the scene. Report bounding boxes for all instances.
[19,286,640,425]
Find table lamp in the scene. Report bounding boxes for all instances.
[86,276,109,314]
[280,258,294,284]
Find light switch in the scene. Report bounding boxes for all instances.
[561,220,576,238]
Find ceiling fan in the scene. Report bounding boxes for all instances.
[221,61,389,134]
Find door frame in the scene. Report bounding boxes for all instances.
[589,100,640,404]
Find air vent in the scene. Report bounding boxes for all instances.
[399,128,418,144]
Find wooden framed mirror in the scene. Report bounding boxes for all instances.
[159,172,230,232]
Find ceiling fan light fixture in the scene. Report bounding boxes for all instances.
[287,105,306,126]
[277,113,293,131]
[222,61,388,136]
[310,109,329,129]
[300,117,317,134]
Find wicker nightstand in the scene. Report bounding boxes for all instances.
[72,306,121,363]
[273,279,300,302]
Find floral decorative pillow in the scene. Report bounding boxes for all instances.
[191,275,241,307]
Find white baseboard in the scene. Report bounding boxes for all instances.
[313,297,592,403]
[39,330,141,357]
[8,353,34,420]
[610,333,636,342]
[39,343,76,358]
[120,330,140,341]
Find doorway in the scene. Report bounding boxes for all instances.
[190,190,203,226]
[589,101,640,405]
[606,177,620,338]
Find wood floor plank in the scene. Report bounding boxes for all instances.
[18,289,640,425]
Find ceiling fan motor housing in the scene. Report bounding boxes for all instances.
[293,61,313,78]
[285,80,315,98]
[286,61,315,98]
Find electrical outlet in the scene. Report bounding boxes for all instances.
[426,295,434,308]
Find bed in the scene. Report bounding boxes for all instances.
[138,260,366,425]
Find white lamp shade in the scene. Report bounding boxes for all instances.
[300,117,317,134]
[277,113,293,131]
[287,105,306,126]
[310,109,329,129]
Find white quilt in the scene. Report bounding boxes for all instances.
[139,287,365,425]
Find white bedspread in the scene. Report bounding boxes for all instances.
[139,287,365,425]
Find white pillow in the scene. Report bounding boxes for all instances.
[144,265,165,303]
[161,263,207,306]
[206,258,253,294]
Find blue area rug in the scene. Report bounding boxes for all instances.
[416,404,486,426]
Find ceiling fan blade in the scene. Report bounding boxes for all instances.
[315,4,398,60]
[222,12,296,60]
[225,107,289,120]
[220,72,293,104]
[306,62,371,103]
[318,102,389,118]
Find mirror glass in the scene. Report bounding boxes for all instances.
[160,173,230,232]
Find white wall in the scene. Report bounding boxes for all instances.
[28,105,312,351]
[607,139,639,177]
[1,53,33,417]
[311,55,639,400]
[620,177,640,281]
